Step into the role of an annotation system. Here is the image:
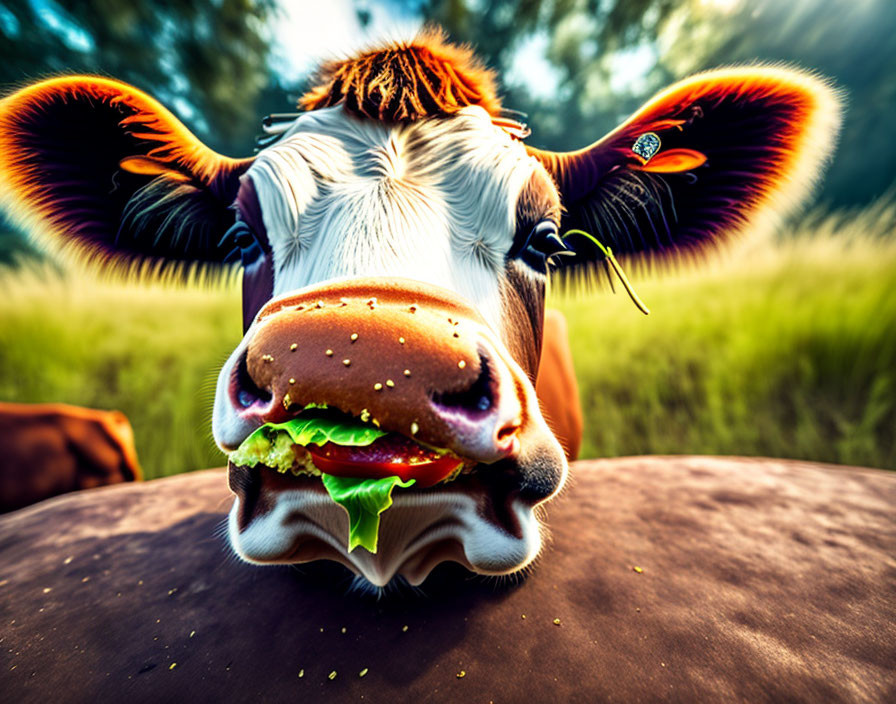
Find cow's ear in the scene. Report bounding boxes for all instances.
[0,76,253,274]
[528,67,841,271]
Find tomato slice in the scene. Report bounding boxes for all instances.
[306,441,463,488]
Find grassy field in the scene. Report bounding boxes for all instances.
[1,204,894,479]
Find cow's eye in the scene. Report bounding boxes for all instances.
[526,221,568,258]
[221,219,263,267]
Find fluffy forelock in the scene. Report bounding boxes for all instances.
[299,29,502,122]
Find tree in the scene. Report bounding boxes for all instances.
[420,0,896,208]
[0,0,293,262]
[0,0,278,154]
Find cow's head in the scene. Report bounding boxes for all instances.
[0,32,839,587]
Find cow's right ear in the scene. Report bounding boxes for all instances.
[0,76,253,274]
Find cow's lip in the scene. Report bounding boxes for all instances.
[227,459,524,542]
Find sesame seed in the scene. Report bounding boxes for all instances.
[374,383,383,391]
[343,359,351,366]
[328,671,337,680]
[298,669,304,678]
[289,378,296,385]
[359,668,368,678]
[402,625,409,632]
[386,379,394,388]
[325,349,334,356]
[458,360,466,369]
[169,663,177,670]
[290,343,298,351]
[341,627,346,634]
[404,369,411,377]
[350,333,359,342]
[410,422,419,436]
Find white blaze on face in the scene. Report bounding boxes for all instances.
[246,105,539,331]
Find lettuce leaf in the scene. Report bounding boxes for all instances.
[229,411,412,552]
[321,475,416,553]
[229,411,388,471]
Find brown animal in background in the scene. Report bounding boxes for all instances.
[0,402,141,512]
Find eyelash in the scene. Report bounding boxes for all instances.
[526,221,568,257]
[516,220,571,273]
[220,219,264,266]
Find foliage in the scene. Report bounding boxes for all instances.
[419,0,896,208]
[0,266,242,477]
[0,0,278,153]
[663,0,896,208]
[0,201,894,478]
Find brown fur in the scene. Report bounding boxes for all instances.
[2,458,893,700]
[300,29,502,122]
[0,402,141,512]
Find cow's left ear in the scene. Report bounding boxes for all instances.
[0,76,253,274]
[528,67,841,267]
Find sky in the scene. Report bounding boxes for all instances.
[269,0,568,95]
[269,0,678,99]
[270,0,420,83]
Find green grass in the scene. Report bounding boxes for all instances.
[556,202,896,469]
[0,268,241,478]
[0,203,894,478]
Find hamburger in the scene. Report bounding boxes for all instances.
[229,405,470,552]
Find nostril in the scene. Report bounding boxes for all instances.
[431,352,494,420]
[231,349,272,410]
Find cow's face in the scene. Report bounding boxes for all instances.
[214,105,566,584]
[0,34,840,587]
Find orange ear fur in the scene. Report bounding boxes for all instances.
[635,149,708,173]
[0,76,250,273]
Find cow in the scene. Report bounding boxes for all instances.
[0,402,141,513]
[0,30,840,588]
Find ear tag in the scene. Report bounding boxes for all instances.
[632,132,661,163]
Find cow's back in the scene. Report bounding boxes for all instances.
[1,456,892,703]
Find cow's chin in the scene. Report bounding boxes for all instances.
[226,462,552,588]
